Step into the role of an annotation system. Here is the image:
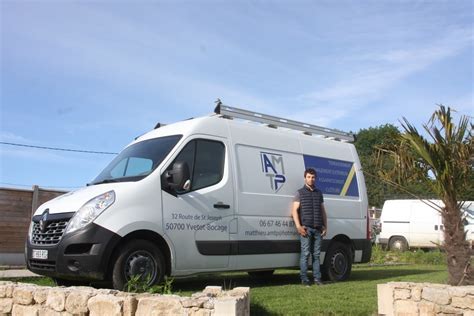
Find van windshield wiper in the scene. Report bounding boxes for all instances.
[88,178,121,186]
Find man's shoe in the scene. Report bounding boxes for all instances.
[301,280,311,287]
[314,279,324,286]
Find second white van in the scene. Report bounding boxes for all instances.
[379,199,474,251]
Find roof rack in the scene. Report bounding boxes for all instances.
[214,99,354,142]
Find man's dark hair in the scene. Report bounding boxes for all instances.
[304,168,317,177]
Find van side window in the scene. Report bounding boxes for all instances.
[169,139,225,193]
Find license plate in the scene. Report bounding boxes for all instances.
[32,249,48,260]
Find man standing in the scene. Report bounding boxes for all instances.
[292,168,327,286]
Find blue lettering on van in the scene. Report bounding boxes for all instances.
[260,152,286,192]
[303,155,359,197]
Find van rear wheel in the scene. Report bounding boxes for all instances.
[322,241,352,282]
[112,239,165,291]
[389,236,408,251]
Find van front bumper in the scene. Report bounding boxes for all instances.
[26,220,120,281]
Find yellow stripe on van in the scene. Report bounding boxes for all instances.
[340,165,355,196]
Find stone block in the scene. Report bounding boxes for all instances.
[389,282,414,289]
[465,286,474,295]
[412,287,422,302]
[203,299,215,309]
[203,286,222,297]
[0,298,13,314]
[34,287,51,304]
[12,304,40,316]
[95,289,119,295]
[88,294,123,316]
[418,301,437,316]
[422,287,450,305]
[0,283,14,298]
[182,298,200,308]
[448,287,469,298]
[190,308,212,316]
[214,297,239,316]
[13,286,36,305]
[38,308,73,316]
[394,289,411,300]
[451,295,474,309]
[46,289,69,312]
[65,289,93,314]
[438,304,464,315]
[394,300,418,315]
[226,287,250,316]
[378,283,394,316]
[122,295,138,316]
[182,297,209,308]
[135,296,183,316]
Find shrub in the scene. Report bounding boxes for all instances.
[370,245,445,265]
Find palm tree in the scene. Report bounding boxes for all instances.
[377,105,473,285]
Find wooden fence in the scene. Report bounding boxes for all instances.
[0,186,66,254]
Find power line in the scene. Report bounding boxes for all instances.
[0,141,118,155]
[0,182,80,189]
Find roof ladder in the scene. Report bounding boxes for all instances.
[214,99,354,142]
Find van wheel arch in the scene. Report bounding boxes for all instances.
[108,230,172,281]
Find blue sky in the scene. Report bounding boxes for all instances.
[1,0,473,190]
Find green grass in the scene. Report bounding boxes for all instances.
[1,264,447,315]
[172,264,447,315]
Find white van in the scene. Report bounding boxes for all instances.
[378,199,474,251]
[26,102,371,289]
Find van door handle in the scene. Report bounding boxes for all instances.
[434,225,438,230]
[213,202,230,209]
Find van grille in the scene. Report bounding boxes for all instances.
[31,219,69,245]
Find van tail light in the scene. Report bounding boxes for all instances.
[366,211,371,240]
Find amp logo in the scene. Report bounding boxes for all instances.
[260,152,286,192]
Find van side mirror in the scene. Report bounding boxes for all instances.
[163,161,191,191]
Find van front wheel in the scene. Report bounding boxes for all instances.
[389,236,408,251]
[322,241,352,282]
[112,239,165,291]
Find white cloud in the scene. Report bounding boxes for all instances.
[291,26,473,128]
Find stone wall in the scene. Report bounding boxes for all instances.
[378,282,474,316]
[0,281,250,316]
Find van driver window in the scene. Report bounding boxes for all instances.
[170,139,225,192]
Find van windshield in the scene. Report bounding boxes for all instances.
[90,135,182,185]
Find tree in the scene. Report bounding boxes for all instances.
[355,124,434,207]
[376,105,473,286]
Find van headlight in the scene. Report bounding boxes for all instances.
[28,221,34,242]
[65,191,115,234]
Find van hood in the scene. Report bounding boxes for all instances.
[33,183,123,216]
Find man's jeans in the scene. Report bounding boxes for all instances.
[299,227,322,282]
